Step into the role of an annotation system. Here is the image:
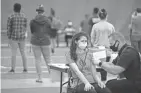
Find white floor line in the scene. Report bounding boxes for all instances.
[1,66,48,69]
[1,43,66,47]
[0,66,7,68]
[1,56,65,58]
[1,44,31,46]
[1,78,68,89]
[1,70,49,74]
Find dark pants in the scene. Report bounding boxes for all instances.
[65,35,73,47]
[100,70,107,81]
[106,79,141,93]
[100,56,111,81]
[131,40,141,53]
[76,83,112,93]
[130,34,141,53]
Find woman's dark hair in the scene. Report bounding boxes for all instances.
[99,8,107,20]
[14,3,21,12]
[70,32,89,62]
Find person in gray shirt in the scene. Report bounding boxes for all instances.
[129,8,141,53]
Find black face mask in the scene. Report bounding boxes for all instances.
[110,40,120,52]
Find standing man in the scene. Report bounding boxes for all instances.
[7,3,27,73]
[64,20,76,47]
[49,8,62,53]
[88,7,100,36]
[129,8,141,53]
[80,14,90,35]
[93,32,141,93]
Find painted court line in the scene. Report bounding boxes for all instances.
[1,66,49,73]
[1,78,68,89]
[1,56,65,59]
[1,66,47,69]
[1,43,66,47]
[1,71,49,74]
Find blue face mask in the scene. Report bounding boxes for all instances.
[110,40,119,52]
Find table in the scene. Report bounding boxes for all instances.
[48,63,69,93]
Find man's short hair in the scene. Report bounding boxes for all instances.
[136,8,141,13]
[109,32,126,42]
[93,7,99,14]
[14,3,21,12]
[85,14,89,18]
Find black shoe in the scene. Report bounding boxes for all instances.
[23,69,28,73]
[36,79,43,83]
[9,69,15,73]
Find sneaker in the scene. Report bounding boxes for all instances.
[36,79,43,83]
[9,69,15,73]
[23,69,28,73]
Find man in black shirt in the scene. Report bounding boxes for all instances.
[93,32,141,93]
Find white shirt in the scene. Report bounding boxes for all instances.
[131,13,141,35]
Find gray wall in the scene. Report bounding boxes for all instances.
[1,0,141,39]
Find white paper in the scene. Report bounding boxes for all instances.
[93,50,106,60]
[49,63,69,69]
[98,46,105,49]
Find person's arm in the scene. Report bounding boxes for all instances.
[92,54,123,75]
[90,52,106,88]
[99,50,133,75]
[129,12,137,34]
[80,21,83,28]
[91,25,97,46]
[24,17,27,30]
[90,62,105,88]
[101,62,125,75]
[112,25,115,33]
[69,63,90,85]
[7,16,12,39]
[30,20,34,34]
[90,62,101,83]
[24,17,28,37]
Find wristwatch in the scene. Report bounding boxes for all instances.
[99,61,103,67]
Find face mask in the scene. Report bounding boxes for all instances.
[110,40,119,52]
[78,42,87,49]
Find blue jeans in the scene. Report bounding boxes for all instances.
[9,39,27,70]
[32,45,51,76]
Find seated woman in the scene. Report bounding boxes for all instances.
[66,32,111,93]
